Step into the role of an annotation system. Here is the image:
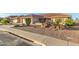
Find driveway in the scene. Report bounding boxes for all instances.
[0,31,33,46]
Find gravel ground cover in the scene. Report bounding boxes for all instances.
[14,25,79,43]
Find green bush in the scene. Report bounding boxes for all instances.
[65,19,75,28]
[25,18,31,26]
[0,19,10,25]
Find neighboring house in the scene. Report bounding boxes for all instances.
[75,20,79,24]
[8,13,71,25]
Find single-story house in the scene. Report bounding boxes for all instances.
[8,13,71,25]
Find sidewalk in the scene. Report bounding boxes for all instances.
[0,26,79,46]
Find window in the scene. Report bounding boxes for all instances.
[39,18,45,23]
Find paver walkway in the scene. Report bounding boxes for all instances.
[0,26,79,46]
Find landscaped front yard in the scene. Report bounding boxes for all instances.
[14,24,79,44]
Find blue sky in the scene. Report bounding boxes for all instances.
[68,13,79,19]
[0,13,79,20]
[0,13,28,17]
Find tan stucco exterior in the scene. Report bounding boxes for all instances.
[51,17,69,24]
[8,13,70,25]
[13,19,18,23]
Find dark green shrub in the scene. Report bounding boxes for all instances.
[25,18,31,26]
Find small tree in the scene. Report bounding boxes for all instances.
[0,18,3,24]
[25,18,31,26]
[0,18,10,25]
[65,19,75,28]
[0,18,2,21]
[53,18,62,30]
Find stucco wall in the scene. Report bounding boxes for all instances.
[32,17,40,24]
[51,17,68,24]
[23,18,26,24]
[13,19,18,23]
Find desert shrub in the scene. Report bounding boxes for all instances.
[52,18,62,29]
[0,18,10,25]
[65,19,75,28]
[25,18,31,26]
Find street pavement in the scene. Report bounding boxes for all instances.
[0,31,33,46]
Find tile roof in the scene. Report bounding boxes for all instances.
[40,13,71,17]
[8,13,71,19]
[26,14,43,17]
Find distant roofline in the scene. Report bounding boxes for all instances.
[8,13,71,18]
